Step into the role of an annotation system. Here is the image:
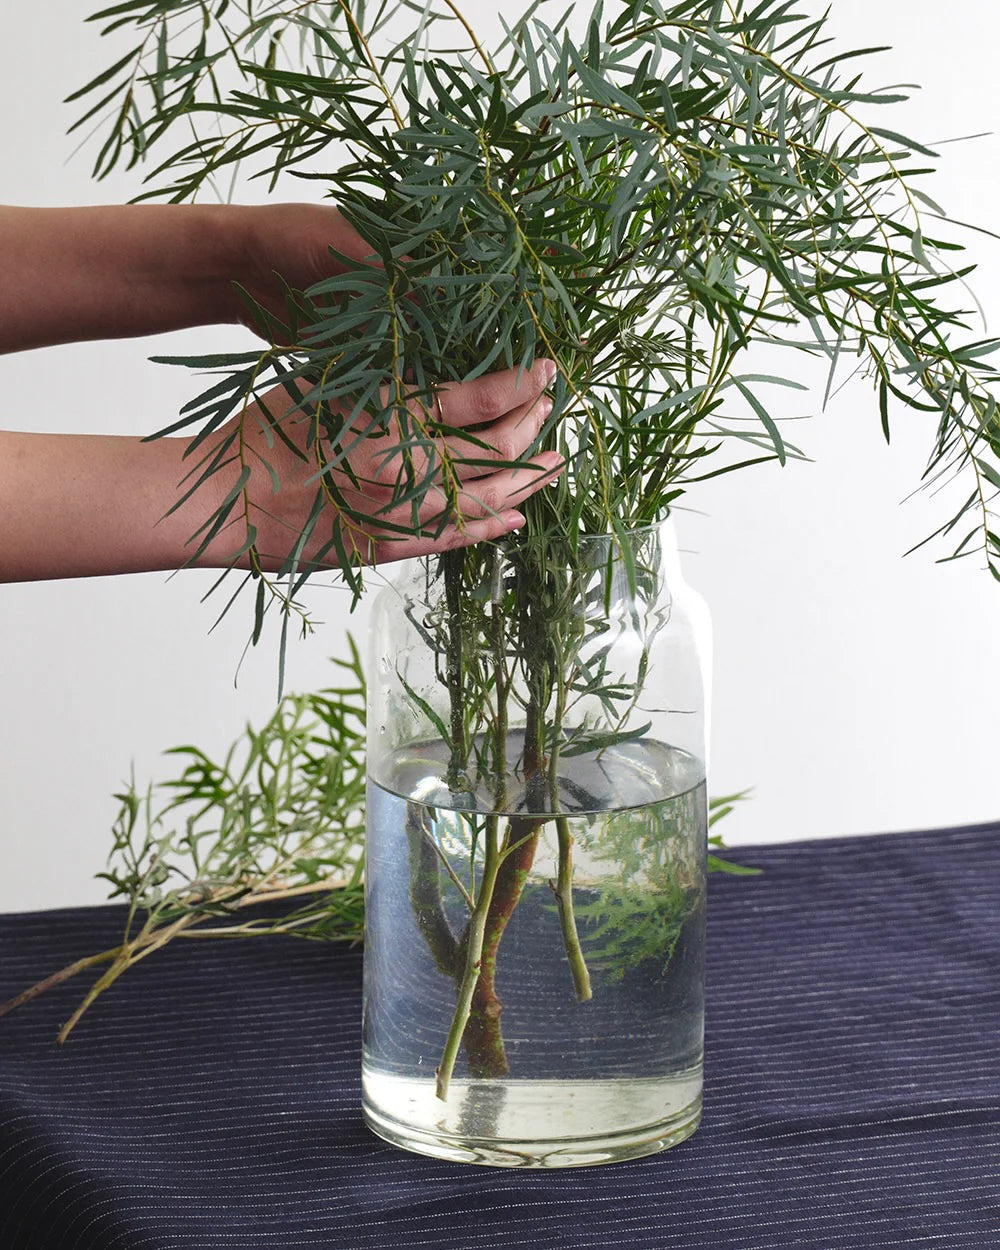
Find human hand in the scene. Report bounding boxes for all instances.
[199,358,562,572]
[230,202,390,337]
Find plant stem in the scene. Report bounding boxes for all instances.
[0,948,121,1020]
[442,548,469,788]
[489,549,509,808]
[56,911,203,1043]
[552,815,592,1002]
[406,803,460,978]
[435,822,503,1101]
[547,608,592,1002]
[434,814,543,1099]
[430,548,595,1097]
[459,816,541,1079]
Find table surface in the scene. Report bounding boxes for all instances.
[1,823,999,1250]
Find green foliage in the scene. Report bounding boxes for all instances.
[0,646,367,1040]
[0,636,754,1035]
[573,877,697,980]
[707,787,761,874]
[575,781,706,978]
[69,0,1000,633]
[100,646,366,920]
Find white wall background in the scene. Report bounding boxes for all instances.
[2,0,999,914]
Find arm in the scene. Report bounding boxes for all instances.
[0,202,366,353]
[0,204,247,353]
[0,430,207,579]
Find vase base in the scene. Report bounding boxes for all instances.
[362,1072,702,1168]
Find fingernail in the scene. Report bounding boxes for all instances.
[537,396,554,420]
[540,359,557,386]
[502,510,526,529]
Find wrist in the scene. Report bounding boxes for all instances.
[149,203,260,329]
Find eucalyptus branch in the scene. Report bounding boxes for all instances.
[551,816,593,1002]
[435,818,504,1100]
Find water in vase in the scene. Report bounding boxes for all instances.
[362,737,706,1168]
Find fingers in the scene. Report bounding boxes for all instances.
[371,450,565,530]
[371,511,531,563]
[454,452,565,516]
[433,359,557,430]
[361,358,558,486]
[441,395,554,478]
[355,449,565,565]
[245,358,564,570]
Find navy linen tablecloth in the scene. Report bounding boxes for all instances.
[1,822,999,1250]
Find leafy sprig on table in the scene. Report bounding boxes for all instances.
[0,648,367,1041]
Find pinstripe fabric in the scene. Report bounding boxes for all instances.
[1,822,998,1249]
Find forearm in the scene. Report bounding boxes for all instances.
[0,205,255,354]
[0,430,228,580]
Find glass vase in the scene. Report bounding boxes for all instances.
[362,519,710,1167]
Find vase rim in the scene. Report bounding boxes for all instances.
[505,514,671,540]
[500,516,672,550]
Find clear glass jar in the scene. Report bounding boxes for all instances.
[363,519,710,1167]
